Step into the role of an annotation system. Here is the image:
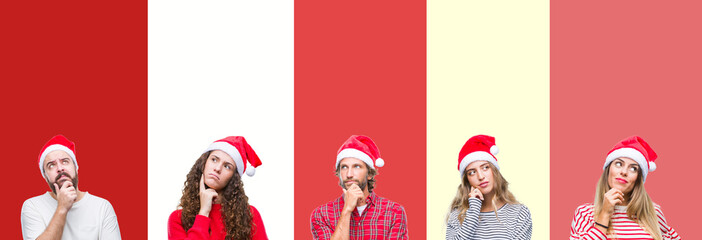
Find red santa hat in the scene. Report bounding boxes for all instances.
[38,135,78,178]
[604,135,657,182]
[458,135,499,175]
[336,135,384,169]
[204,136,262,177]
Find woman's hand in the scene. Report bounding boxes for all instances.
[198,174,218,216]
[468,185,484,201]
[595,188,624,231]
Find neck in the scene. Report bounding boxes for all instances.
[214,191,224,204]
[359,188,371,207]
[480,192,503,212]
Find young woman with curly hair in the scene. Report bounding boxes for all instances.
[168,136,268,240]
[569,136,681,240]
[446,135,532,240]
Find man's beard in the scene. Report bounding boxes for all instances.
[339,176,368,191]
[48,172,79,194]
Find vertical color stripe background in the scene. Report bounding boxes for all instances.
[1,1,147,239]
[294,0,427,238]
[551,1,701,239]
[148,0,293,239]
[427,0,550,239]
[4,0,700,239]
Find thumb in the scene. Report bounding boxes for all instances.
[54,183,59,191]
[342,188,347,195]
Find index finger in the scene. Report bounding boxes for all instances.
[199,174,205,192]
[62,181,72,189]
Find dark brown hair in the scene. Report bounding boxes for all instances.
[178,151,253,239]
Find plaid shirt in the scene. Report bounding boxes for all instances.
[310,192,409,240]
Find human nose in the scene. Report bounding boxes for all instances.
[213,162,222,172]
[476,170,485,180]
[345,168,354,178]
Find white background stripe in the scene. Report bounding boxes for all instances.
[148,0,293,238]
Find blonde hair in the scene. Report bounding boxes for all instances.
[594,161,662,240]
[447,162,518,223]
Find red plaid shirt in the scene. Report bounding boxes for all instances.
[310,192,409,240]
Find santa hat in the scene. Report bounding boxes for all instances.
[604,135,657,182]
[204,136,262,177]
[38,135,78,178]
[336,135,384,169]
[458,135,499,175]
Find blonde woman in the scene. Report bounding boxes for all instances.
[569,136,681,240]
[446,135,532,240]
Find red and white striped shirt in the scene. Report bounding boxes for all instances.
[570,203,681,240]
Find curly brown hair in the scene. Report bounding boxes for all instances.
[178,151,254,239]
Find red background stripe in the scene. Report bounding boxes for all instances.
[1,1,146,239]
[294,0,426,238]
[551,0,701,238]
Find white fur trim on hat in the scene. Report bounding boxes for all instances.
[336,148,376,169]
[605,147,651,182]
[458,151,499,176]
[206,142,245,177]
[39,144,78,178]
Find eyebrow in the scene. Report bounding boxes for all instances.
[45,157,70,165]
[615,159,639,167]
[467,163,489,171]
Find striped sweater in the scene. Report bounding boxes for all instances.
[446,198,532,240]
[570,203,681,240]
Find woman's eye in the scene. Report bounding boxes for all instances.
[615,162,622,167]
[224,165,231,169]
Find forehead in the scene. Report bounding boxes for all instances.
[209,150,235,164]
[466,160,489,170]
[339,157,365,167]
[45,150,72,162]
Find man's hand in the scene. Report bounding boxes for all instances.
[55,181,77,213]
[198,174,218,216]
[342,183,364,214]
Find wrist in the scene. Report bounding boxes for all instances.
[198,208,210,216]
[595,213,611,224]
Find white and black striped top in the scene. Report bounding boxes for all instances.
[446,198,532,240]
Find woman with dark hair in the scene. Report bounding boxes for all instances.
[168,136,268,240]
[446,135,532,240]
[569,136,680,240]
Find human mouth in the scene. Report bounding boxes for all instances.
[616,178,628,184]
[55,173,71,182]
[479,182,489,188]
[208,173,220,181]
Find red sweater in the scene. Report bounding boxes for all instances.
[168,204,268,240]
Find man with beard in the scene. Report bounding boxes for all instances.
[21,135,121,240]
[310,135,408,240]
